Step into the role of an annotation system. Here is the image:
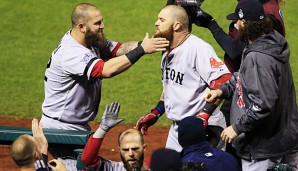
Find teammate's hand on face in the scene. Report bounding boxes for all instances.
[221,126,238,144]
[141,32,169,54]
[204,89,222,103]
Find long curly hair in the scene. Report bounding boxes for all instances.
[239,16,273,43]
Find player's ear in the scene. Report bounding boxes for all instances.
[173,21,182,31]
[143,143,147,151]
[77,23,86,33]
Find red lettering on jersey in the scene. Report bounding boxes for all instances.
[237,96,245,108]
[210,57,224,68]
[236,73,245,108]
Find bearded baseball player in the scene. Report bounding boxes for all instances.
[41,2,169,131]
[136,5,232,152]
[40,2,168,170]
[82,102,148,171]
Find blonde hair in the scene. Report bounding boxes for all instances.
[118,128,144,145]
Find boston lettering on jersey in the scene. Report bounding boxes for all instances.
[162,67,184,85]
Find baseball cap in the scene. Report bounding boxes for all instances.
[150,148,181,171]
[178,116,206,147]
[226,0,265,21]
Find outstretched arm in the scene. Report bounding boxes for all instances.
[81,102,124,168]
[90,33,169,78]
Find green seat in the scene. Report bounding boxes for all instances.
[0,126,91,148]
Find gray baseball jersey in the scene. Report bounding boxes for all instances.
[161,34,229,151]
[41,30,119,130]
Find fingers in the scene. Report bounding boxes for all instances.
[116,118,125,125]
[141,126,148,135]
[111,101,121,114]
[145,32,149,39]
[32,118,38,137]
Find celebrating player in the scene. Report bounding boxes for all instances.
[40,2,168,169]
[204,0,298,170]
[136,5,231,152]
[41,2,169,131]
[82,102,148,171]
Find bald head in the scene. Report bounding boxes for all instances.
[161,5,189,31]
[71,3,99,27]
[11,134,37,168]
[118,128,144,146]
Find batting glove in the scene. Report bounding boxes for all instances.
[135,109,160,135]
[193,9,214,28]
[196,102,218,128]
[100,102,124,132]
[196,112,210,129]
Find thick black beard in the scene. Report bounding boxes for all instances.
[85,28,106,50]
[121,153,144,171]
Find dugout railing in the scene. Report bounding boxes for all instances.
[0,126,91,171]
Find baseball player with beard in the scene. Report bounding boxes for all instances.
[40,2,168,169]
[136,5,231,152]
[41,2,169,131]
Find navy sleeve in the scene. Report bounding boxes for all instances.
[208,20,247,59]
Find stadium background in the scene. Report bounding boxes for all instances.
[0,0,297,170]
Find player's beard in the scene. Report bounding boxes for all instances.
[154,26,174,43]
[85,27,106,50]
[121,153,144,171]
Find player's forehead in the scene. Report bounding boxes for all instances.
[158,8,173,22]
[120,134,142,147]
[88,8,103,23]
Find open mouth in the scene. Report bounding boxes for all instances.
[128,159,137,165]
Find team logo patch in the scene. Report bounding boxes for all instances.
[205,152,213,157]
[210,57,223,68]
[81,53,94,64]
[238,9,244,19]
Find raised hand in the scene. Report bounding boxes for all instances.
[32,118,48,155]
[100,102,124,132]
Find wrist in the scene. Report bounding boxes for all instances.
[94,126,107,138]
[202,102,218,115]
[126,46,145,64]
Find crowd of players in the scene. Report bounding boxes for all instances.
[10,0,298,170]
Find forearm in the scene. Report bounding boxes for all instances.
[81,135,104,167]
[208,21,246,59]
[116,41,139,56]
[101,55,132,78]
[219,72,238,99]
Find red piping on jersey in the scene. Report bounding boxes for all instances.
[210,73,232,89]
[91,60,105,78]
[111,42,122,57]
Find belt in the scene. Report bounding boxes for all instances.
[173,121,180,126]
[42,113,88,127]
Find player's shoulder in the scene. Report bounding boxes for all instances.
[57,31,91,55]
[187,35,213,48]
